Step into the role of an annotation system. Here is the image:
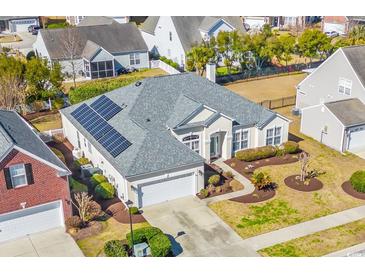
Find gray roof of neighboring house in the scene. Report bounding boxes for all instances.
[77,16,117,27]
[40,22,148,60]
[61,73,276,178]
[0,16,38,21]
[346,16,365,21]
[140,16,245,52]
[0,110,69,172]
[342,45,365,88]
[325,98,365,127]
[81,40,101,59]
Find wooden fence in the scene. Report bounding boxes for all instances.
[259,95,296,110]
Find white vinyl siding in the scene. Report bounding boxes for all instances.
[9,164,27,188]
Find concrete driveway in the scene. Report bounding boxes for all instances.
[0,228,84,257]
[142,196,258,257]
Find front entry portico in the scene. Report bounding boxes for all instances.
[210,132,225,161]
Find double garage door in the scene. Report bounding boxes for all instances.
[348,127,365,152]
[0,201,63,243]
[138,173,195,208]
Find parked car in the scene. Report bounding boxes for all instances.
[31,29,39,35]
[116,67,137,75]
[28,25,40,33]
[325,31,339,38]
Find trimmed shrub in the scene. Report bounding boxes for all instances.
[283,141,300,154]
[199,188,209,198]
[65,215,82,229]
[91,173,108,188]
[235,146,277,162]
[159,56,179,69]
[149,233,172,257]
[69,177,88,193]
[95,182,115,199]
[74,157,90,167]
[129,206,139,215]
[104,240,128,257]
[251,171,272,190]
[208,174,220,186]
[126,227,162,246]
[223,171,233,178]
[52,97,64,110]
[350,170,365,193]
[69,76,143,104]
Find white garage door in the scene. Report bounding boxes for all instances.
[11,19,37,33]
[348,127,365,151]
[323,23,346,35]
[0,201,63,243]
[138,173,195,207]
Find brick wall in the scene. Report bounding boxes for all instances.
[0,149,71,219]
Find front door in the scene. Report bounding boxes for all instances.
[210,135,220,158]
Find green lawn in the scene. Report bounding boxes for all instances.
[216,66,240,76]
[259,218,365,257]
[77,218,150,257]
[209,105,365,239]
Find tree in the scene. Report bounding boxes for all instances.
[71,192,101,226]
[186,40,216,76]
[0,54,27,110]
[216,31,241,74]
[299,152,309,182]
[50,62,64,91]
[25,57,51,99]
[272,34,296,70]
[298,29,332,65]
[349,25,365,45]
[60,27,82,88]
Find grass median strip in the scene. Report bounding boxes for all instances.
[258,218,365,257]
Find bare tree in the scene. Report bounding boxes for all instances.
[60,27,83,88]
[71,192,101,225]
[299,152,310,182]
[0,55,27,110]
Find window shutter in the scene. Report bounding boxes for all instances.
[4,168,13,189]
[25,164,34,185]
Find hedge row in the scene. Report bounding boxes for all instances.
[159,56,179,69]
[69,76,143,104]
[235,141,299,162]
[126,227,172,257]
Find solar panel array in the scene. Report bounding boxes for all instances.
[90,95,122,121]
[71,100,131,158]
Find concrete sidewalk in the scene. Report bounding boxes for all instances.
[324,242,365,257]
[242,204,365,251]
[204,159,255,204]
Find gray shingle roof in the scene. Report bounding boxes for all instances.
[0,110,69,172]
[325,98,365,127]
[342,46,365,88]
[61,73,275,178]
[76,16,117,27]
[0,16,38,21]
[81,40,101,59]
[140,16,245,52]
[40,22,148,60]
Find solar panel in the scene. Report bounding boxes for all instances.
[71,103,132,158]
[90,95,122,121]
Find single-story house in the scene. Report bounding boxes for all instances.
[140,16,245,68]
[0,16,39,33]
[60,73,290,208]
[66,16,130,26]
[33,22,149,79]
[297,45,365,154]
[322,16,365,35]
[0,110,71,243]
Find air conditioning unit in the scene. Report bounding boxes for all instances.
[80,164,102,178]
[133,242,151,257]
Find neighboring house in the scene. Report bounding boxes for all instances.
[268,16,320,31]
[0,16,39,33]
[0,110,71,243]
[140,16,245,68]
[322,16,365,35]
[66,16,130,26]
[60,73,290,208]
[33,22,149,79]
[296,45,365,153]
[243,16,270,30]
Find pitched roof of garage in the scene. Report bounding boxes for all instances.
[342,46,365,88]
[61,73,279,178]
[325,98,365,127]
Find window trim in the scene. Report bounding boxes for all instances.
[182,134,200,154]
[266,126,282,146]
[129,53,141,66]
[9,164,28,188]
[338,77,352,96]
[233,129,249,152]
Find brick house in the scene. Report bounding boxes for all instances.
[0,110,71,242]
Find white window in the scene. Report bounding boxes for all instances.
[266,126,282,146]
[9,164,28,188]
[182,135,200,154]
[130,53,141,65]
[87,140,92,154]
[233,129,249,152]
[169,31,172,41]
[338,78,352,95]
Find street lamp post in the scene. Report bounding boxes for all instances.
[125,200,135,257]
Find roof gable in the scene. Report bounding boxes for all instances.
[341,46,365,89]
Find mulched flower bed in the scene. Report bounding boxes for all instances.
[342,181,365,200]
[225,153,301,178]
[69,221,103,241]
[230,187,276,203]
[284,175,323,192]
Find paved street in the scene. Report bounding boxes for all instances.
[143,196,258,257]
[0,31,36,55]
[0,228,84,257]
